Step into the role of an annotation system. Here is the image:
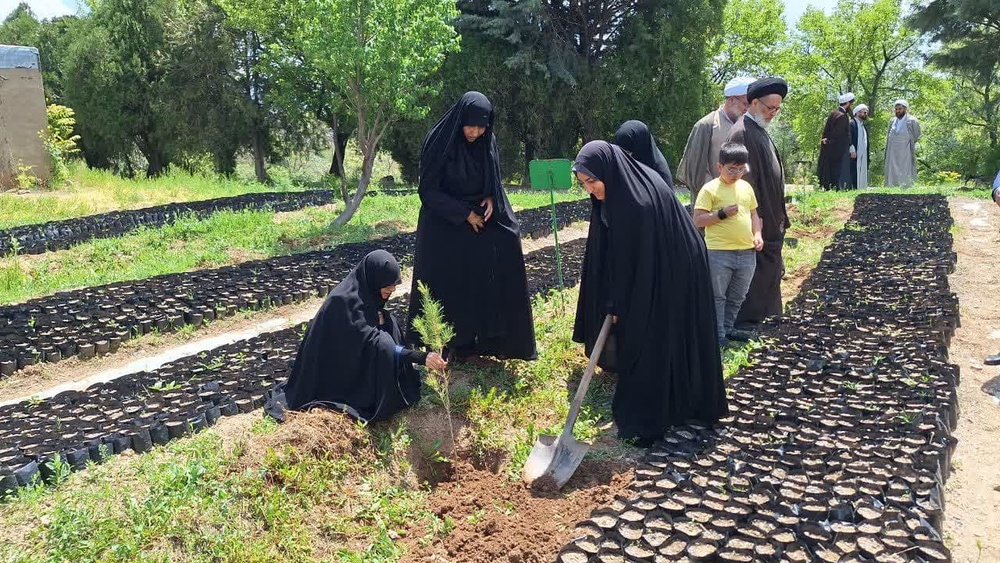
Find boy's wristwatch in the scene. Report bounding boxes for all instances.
[717,209,727,220]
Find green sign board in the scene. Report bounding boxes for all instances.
[529,159,574,191]
[527,159,574,293]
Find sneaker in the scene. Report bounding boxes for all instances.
[985,354,1000,366]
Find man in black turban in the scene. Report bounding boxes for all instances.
[726,77,791,332]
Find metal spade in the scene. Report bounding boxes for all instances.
[522,314,613,490]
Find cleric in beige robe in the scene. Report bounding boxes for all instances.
[676,76,754,201]
[885,99,921,187]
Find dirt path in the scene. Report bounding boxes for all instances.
[943,197,1000,562]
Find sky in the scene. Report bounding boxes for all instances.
[784,0,840,27]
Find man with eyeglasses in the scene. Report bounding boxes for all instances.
[725,76,791,332]
[676,76,755,203]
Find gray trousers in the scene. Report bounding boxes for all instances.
[708,249,757,338]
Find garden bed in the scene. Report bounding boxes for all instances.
[558,195,961,562]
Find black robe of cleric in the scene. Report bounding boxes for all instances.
[726,77,791,325]
[572,141,727,445]
[265,250,425,423]
[406,92,536,360]
[613,120,675,187]
[817,92,855,190]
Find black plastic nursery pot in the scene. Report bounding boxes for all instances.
[0,199,592,379]
[559,195,962,562]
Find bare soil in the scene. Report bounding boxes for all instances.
[399,459,634,563]
[942,198,1000,562]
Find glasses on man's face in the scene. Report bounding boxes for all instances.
[723,166,746,176]
[759,99,781,114]
[735,96,749,108]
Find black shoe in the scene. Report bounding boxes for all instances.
[985,354,1000,366]
[727,329,756,342]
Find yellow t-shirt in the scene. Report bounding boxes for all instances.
[694,177,758,250]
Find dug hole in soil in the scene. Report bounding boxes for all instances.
[402,406,634,563]
[245,400,634,563]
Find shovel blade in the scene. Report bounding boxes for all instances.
[521,433,591,490]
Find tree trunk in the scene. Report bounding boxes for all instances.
[331,144,376,226]
[252,126,266,183]
[328,118,350,201]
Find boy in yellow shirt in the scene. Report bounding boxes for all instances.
[693,142,763,346]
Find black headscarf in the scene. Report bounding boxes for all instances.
[613,120,675,188]
[572,141,727,443]
[418,91,508,215]
[279,250,420,422]
[406,92,536,361]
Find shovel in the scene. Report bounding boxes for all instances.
[522,314,614,490]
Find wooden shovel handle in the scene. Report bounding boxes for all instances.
[562,314,614,438]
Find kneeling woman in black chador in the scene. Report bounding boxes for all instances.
[407,91,536,361]
[572,141,727,447]
[265,250,446,423]
[613,120,675,188]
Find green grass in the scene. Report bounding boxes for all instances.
[0,163,299,230]
[0,415,434,562]
[0,189,585,305]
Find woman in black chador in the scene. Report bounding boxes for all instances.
[572,140,727,447]
[265,250,447,423]
[407,91,536,360]
[613,120,675,188]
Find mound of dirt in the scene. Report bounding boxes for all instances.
[401,459,633,563]
[240,408,374,466]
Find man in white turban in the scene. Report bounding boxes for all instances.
[818,92,855,190]
[885,99,922,187]
[851,103,870,189]
[677,75,755,202]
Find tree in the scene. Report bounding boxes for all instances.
[221,0,459,224]
[0,4,41,46]
[909,0,1000,172]
[710,0,787,84]
[62,0,174,177]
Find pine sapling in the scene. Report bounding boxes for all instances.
[411,281,456,447]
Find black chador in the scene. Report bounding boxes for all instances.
[407,92,536,360]
[613,120,675,188]
[265,250,424,423]
[572,141,727,446]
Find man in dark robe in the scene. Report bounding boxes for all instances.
[727,77,791,327]
[265,250,447,423]
[817,92,855,191]
[572,141,727,447]
[613,120,674,187]
[407,92,536,360]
